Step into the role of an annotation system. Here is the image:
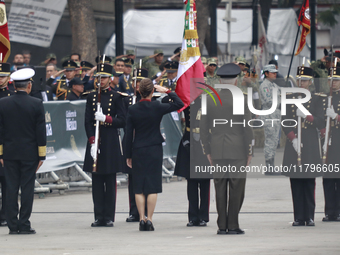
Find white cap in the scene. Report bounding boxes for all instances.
[10,68,35,82]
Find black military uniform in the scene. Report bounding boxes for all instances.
[83,63,126,227]
[159,61,178,91]
[200,63,254,235]
[117,59,134,95]
[51,60,78,100]
[0,68,46,234]
[173,96,211,227]
[0,63,13,227]
[322,66,340,221]
[66,77,85,101]
[281,67,325,226]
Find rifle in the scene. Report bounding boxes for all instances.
[296,57,305,167]
[93,54,105,172]
[323,46,336,164]
[132,46,138,105]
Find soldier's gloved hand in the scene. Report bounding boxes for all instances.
[296,108,307,119]
[292,138,298,152]
[326,107,338,120]
[95,110,106,122]
[91,144,97,159]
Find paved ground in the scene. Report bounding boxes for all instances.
[1,148,340,255]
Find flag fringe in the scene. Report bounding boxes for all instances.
[187,47,200,57]
[184,30,198,39]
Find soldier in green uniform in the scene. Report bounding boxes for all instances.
[142,49,164,79]
[51,60,78,100]
[204,58,220,89]
[310,51,340,94]
[201,57,207,70]
[235,56,257,93]
[159,61,178,91]
[200,63,253,235]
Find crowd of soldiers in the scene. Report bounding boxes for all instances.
[0,47,340,235]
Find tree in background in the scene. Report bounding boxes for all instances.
[68,0,97,64]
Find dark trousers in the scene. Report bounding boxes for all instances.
[213,159,247,230]
[290,178,316,221]
[4,160,38,231]
[128,174,147,217]
[323,178,340,217]
[92,173,117,222]
[187,179,210,222]
[128,174,138,217]
[0,176,6,221]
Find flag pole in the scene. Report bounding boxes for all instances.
[285,26,301,86]
[286,0,306,86]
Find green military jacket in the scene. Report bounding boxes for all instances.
[204,72,220,89]
[142,56,161,78]
[310,60,329,94]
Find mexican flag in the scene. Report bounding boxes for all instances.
[175,0,205,112]
[0,0,10,62]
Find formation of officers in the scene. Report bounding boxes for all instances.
[0,47,340,236]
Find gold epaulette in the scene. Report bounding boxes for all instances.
[116,91,129,97]
[314,93,327,97]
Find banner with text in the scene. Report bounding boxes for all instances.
[8,0,67,47]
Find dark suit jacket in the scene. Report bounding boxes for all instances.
[125,91,184,158]
[0,91,46,161]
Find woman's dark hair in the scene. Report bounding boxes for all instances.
[139,78,154,98]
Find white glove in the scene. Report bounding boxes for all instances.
[292,138,298,152]
[95,109,106,122]
[91,144,97,159]
[296,108,306,119]
[326,107,338,120]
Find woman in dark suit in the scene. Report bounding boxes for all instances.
[125,79,184,231]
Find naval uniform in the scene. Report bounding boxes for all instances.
[323,90,340,220]
[0,87,13,224]
[0,91,46,232]
[83,87,126,223]
[281,92,325,223]
[173,96,211,224]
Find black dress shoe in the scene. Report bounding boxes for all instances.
[186,221,199,227]
[9,230,18,235]
[217,229,227,235]
[139,220,146,231]
[306,219,315,226]
[145,220,154,231]
[0,220,7,227]
[91,220,105,227]
[105,220,114,227]
[228,228,245,234]
[126,215,139,222]
[322,215,337,222]
[19,228,36,234]
[198,220,207,227]
[292,220,305,226]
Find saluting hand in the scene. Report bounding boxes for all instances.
[154,85,169,94]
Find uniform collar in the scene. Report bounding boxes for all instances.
[140,98,151,102]
[16,90,27,95]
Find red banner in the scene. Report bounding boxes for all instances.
[295,0,310,56]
